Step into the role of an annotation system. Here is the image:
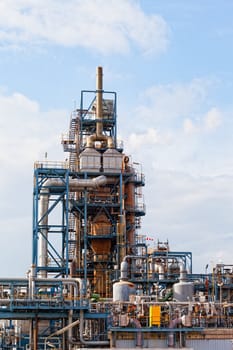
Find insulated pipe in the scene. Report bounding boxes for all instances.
[38,175,107,277]
[70,175,107,189]
[86,134,114,148]
[31,275,83,301]
[45,318,80,347]
[39,189,50,277]
[41,175,107,191]
[120,261,128,281]
[36,278,83,304]
[123,255,147,262]
[29,264,36,298]
[179,262,187,281]
[0,276,83,303]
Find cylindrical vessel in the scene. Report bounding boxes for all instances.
[173,281,194,302]
[113,281,136,302]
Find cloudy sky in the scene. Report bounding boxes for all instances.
[0,0,233,276]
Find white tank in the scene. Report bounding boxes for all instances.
[113,280,136,302]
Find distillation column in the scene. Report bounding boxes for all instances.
[33,66,146,297]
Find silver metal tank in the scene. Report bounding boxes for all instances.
[173,280,194,302]
[113,280,136,302]
[173,264,194,302]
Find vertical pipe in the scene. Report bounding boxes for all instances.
[68,310,73,350]
[33,319,38,350]
[29,264,36,299]
[65,169,70,277]
[62,318,66,350]
[96,66,103,137]
[83,187,88,295]
[118,173,126,263]
[32,171,39,269]
[39,189,49,278]
[29,320,33,350]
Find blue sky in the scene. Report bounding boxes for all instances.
[0,0,233,276]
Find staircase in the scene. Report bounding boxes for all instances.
[61,112,80,171]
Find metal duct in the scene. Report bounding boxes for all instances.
[41,175,107,191]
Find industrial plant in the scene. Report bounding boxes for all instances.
[0,67,233,349]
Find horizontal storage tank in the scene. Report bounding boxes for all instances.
[79,148,101,172]
[103,149,123,173]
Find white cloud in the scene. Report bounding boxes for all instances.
[126,79,221,155]
[125,127,173,152]
[0,90,68,174]
[138,78,211,124]
[183,118,197,134]
[0,0,169,55]
[203,107,222,130]
[121,78,226,179]
[183,107,222,134]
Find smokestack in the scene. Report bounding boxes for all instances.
[96,66,103,137]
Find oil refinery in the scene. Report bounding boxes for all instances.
[0,67,233,350]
